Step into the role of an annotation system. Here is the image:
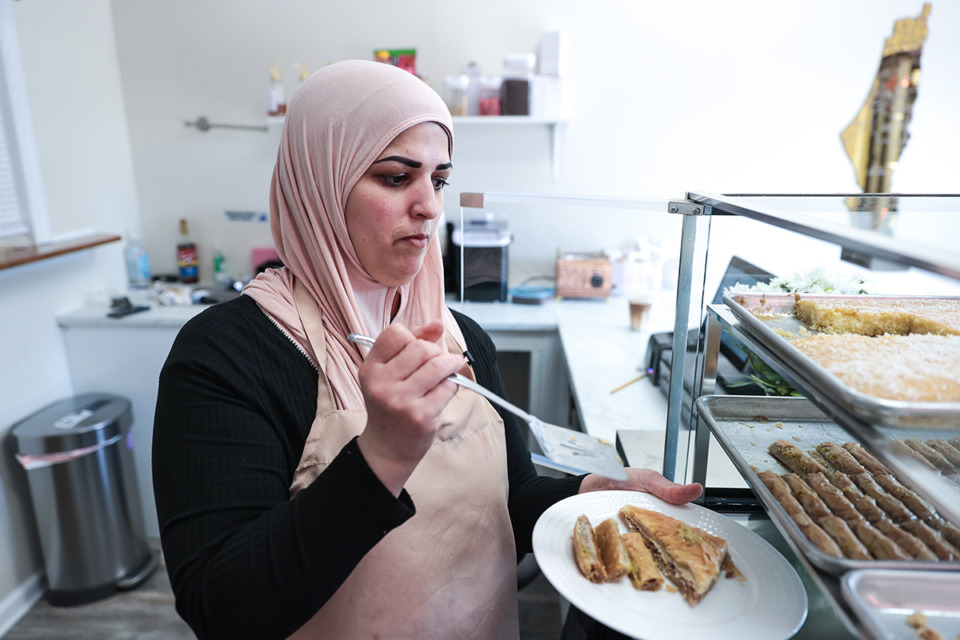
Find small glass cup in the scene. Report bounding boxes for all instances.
[628,295,653,332]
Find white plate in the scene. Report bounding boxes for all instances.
[532,490,807,640]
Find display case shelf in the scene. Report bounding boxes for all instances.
[670,192,960,640]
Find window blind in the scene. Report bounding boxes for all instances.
[0,97,31,238]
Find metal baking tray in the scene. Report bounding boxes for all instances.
[721,292,960,430]
[695,395,960,576]
[842,570,960,640]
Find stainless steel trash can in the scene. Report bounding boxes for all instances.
[11,393,157,606]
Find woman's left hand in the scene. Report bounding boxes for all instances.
[578,468,703,505]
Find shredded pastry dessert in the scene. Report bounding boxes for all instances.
[618,506,728,605]
[791,333,960,402]
[794,297,960,336]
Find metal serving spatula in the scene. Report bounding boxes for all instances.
[347,333,628,480]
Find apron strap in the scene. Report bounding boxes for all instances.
[293,277,337,415]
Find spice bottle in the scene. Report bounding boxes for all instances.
[177,218,199,284]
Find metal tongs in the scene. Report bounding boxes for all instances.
[347,333,628,480]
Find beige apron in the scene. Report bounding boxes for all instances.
[287,282,518,640]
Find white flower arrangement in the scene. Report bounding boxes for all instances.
[725,266,870,296]
[724,266,869,396]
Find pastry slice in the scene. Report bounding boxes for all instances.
[817,515,872,559]
[874,520,938,561]
[843,442,891,476]
[828,471,887,523]
[757,470,844,557]
[846,519,911,560]
[816,441,866,475]
[572,514,605,583]
[621,532,663,591]
[904,438,960,475]
[619,505,728,606]
[926,439,960,470]
[930,518,960,548]
[850,473,916,524]
[782,473,832,520]
[769,439,828,476]
[804,471,861,521]
[594,518,630,582]
[874,474,937,522]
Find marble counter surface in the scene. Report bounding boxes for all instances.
[59,290,680,461]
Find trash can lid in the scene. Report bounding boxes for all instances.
[11,393,133,455]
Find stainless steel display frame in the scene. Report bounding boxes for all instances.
[673,193,960,640]
[672,193,960,488]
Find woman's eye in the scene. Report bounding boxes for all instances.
[383,175,407,187]
[433,177,450,191]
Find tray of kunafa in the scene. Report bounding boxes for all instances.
[695,396,960,578]
[721,292,960,429]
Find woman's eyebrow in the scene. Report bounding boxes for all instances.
[373,155,453,171]
[373,155,421,168]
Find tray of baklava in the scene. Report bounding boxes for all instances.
[695,395,960,576]
[721,292,960,429]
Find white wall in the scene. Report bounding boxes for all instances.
[109,0,959,286]
[0,0,136,617]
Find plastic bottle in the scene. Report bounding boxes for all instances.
[212,242,231,288]
[267,62,286,116]
[459,61,480,116]
[177,219,199,284]
[125,235,152,289]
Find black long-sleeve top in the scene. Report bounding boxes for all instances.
[152,294,582,639]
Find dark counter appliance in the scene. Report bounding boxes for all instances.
[447,222,512,302]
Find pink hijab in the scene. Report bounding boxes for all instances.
[244,59,464,410]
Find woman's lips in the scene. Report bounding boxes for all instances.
[399,233,430,249]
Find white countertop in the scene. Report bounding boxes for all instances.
[453,293,675,437]
[58,290,679,460]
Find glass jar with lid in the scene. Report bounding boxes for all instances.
[477,75,502,116]
[444,75,470,116]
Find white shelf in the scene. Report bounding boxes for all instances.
[452,116,566,125]
[215,114,570,181]
[452,116,568,181]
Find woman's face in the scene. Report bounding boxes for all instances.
[345,122,452,288]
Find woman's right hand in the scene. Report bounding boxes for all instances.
[355,321,466,496]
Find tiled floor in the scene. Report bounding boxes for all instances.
[5,547,564,639]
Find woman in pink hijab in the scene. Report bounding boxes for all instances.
[153,60,700,640]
